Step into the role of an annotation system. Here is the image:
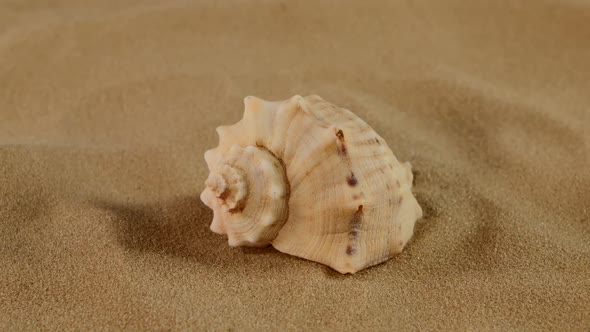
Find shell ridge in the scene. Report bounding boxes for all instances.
[269,99,299,159]
[280,107,307,166]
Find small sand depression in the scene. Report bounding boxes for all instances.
[1,1,589,330]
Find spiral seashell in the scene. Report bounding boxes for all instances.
[200,95,423,274]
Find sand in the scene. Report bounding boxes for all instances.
[1,0,589,330]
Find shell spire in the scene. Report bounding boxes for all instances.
[200,95,423,273]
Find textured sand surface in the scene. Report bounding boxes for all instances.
[1,0,589,330]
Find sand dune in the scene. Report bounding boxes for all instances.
[1,0,589,330]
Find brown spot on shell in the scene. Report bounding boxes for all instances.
[354,204,363,217]
[335,130,348,158]
[347,172,358,186]
[348,205,363,238]
[346,245,356,255]
[398,196,403,204]
[217,189,230,201]
[359,137,381,146]
[396,180,401,188]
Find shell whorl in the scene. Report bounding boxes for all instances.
[205,164,247,213]
[201,145,289,247]
[201,95,423,273]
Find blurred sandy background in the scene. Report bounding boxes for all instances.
[1,0,589,330]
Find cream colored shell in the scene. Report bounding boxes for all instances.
[200,95,423,274]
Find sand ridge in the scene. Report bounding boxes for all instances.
[1,0,589,330]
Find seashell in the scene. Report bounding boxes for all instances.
[200,95,423,274]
